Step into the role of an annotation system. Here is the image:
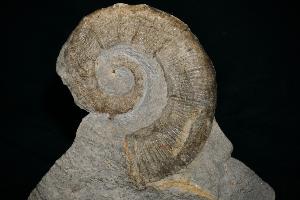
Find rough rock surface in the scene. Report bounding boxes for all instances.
[29,3,275,200]
[29,117,274,200]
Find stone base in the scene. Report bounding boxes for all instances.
[28,114,275,200]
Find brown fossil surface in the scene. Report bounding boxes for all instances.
[29,3,275,200]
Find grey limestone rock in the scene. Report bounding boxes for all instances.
[29,3,275,200]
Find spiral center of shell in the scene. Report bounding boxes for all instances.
[97,66,135,96]
[93,44,168,120]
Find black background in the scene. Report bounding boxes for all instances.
[1,0,299,199]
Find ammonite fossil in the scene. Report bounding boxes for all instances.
[57,3,216,188]
[29,4,275,200]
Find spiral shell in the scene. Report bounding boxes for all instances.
[57,3,216,188]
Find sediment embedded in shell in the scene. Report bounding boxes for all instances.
[57,3,216,187]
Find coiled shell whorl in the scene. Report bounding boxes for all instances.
[57,4,217,188]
